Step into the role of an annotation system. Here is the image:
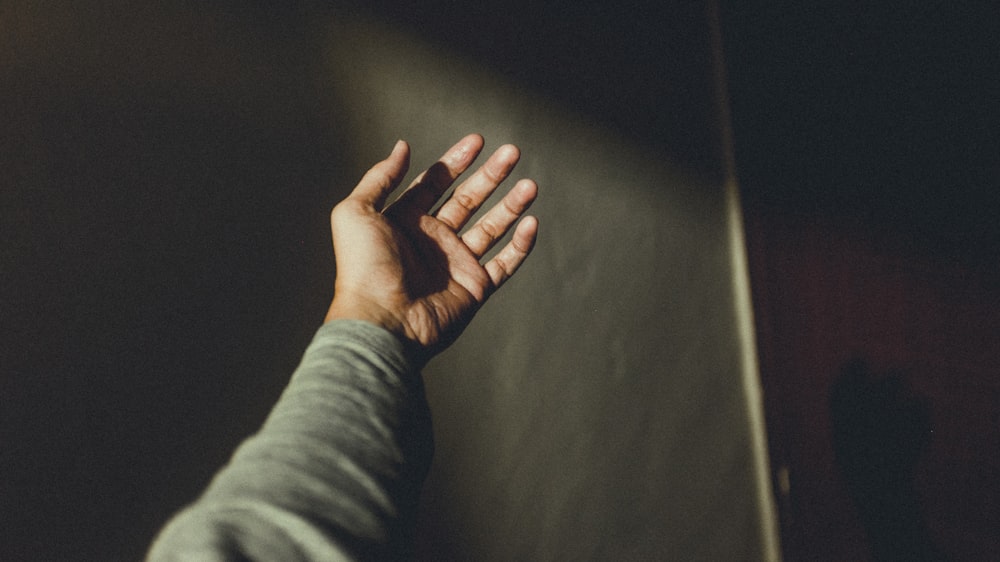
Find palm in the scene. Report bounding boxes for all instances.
[326,135,538,360]
[365,213,487,350]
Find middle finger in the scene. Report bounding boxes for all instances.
[435,144,521,231]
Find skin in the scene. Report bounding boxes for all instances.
[325,134,539,364]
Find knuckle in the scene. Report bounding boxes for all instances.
[512,236,531,254]
[482,163,504,183]
[479,219,502,239]
[501,195,521,216]
[453,191,478,212]
[493,255,511,275]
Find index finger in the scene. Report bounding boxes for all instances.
[387,134,485,216]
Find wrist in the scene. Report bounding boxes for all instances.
[325,297,402,333]
[324,297,432,368]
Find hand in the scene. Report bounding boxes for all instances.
[324,134,538,363]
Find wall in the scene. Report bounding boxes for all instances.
[1,2,779,559]
[745,211,1000,561]
[722,1,1000,559]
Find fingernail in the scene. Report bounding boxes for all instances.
[391,139,406,155]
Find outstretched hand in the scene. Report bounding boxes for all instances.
[325,134,538,363]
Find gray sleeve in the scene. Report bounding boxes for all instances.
[147,320,434,561]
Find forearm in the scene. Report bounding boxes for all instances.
[147,320,433,561]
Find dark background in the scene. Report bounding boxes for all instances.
[724,0,999,259]
[1,3,345,558]
[2,0,998,559]
[722,1,1000,559]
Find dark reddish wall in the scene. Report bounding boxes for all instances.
[722,0,999,559]
[746,207,1000,560]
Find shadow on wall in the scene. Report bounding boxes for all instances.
[331,0,725,178]
[1,4,355,560]
[830,359,943,561]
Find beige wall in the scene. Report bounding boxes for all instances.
[1,3,778,559]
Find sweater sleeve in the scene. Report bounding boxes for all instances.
[146,320,434,562]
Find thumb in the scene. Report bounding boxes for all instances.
[350,140,410,209]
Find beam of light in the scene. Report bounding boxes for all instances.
[710,0,783,559]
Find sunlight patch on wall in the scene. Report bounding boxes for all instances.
[313,9,780,560]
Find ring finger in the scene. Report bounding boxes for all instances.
[462,178,538,258]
